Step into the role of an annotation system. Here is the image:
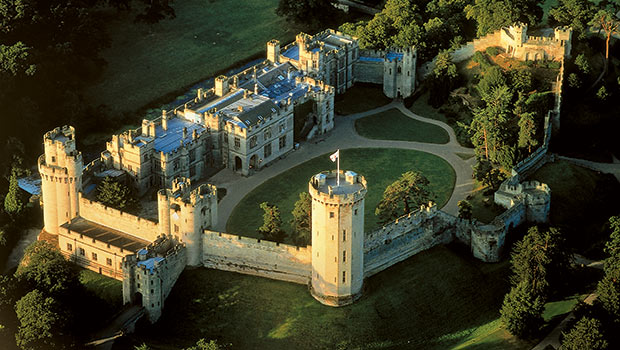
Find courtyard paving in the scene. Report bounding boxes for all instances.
[209,100,476,232]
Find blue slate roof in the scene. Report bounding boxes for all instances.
[137,256,164,273]
[283,45,299,60]
[17,175,42,195]
[153,118,205,154]
[386,52,404,62]
[359,56,383,63]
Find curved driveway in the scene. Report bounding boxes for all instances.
[209,100,476,232]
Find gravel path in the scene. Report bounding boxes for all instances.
[210,100,475,232]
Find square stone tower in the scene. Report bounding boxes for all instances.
[308,170,367,306]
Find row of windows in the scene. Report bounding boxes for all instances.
[328,209,358,218]
[239,123,287,150]
[67,243,120,269]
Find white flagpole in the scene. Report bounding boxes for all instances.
[337,149,340,187]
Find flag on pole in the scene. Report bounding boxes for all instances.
[330,150,339,162]
[330,150,340,186]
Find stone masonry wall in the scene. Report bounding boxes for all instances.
[364,204,454,277]
[202,231,312,284]
[353,60,384,84]
[79,194,159,242]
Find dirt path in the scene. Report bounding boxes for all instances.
[210,100,475,232]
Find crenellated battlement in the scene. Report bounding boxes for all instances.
[308,170,367,204]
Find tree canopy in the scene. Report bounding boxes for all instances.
[550,0,596,39]
[559,317,609,350]
[276,0,337,25]
[500,280,545,338]
[465,0,543,36]
[14,289,69,350]
[375,171,433,224]
[96,177,138,212]
[258,202,287,243]
[290,192,312,246]
[15,241,78,295]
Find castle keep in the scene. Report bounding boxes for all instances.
[36,25,562,322]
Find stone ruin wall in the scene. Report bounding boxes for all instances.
[202,231,312,284]
[79,194,160,243]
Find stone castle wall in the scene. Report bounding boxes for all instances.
[353,60,384,84]
[79,194,160,242]
[202,231,312,284]
[363,205,454,277]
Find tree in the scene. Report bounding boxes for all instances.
[457,200,473,220]
[596,85,609,100]
[290,192,312,246]
[575,53,591,75]
[559,317,608,350]
[429,50,459,107]
[15,241,78,295]
[518,111,538,153]
[184,339,223,350]
[14,289,68,350]
[258,202,286,243]
[510,227,572,296]
[500,280,545,338]
[96,176,137,211]
[596,216,620,318]
[276,0,336,25]
[550,0,596,39]
[0,42,36,77]
[135,0,176,25]
[135,344,152,350]
[4,169,24,218]
[0,227,6,246]
[375,171,433,224]
[590,7,620,71]
[472,159,506,189]
[465,0,543,36]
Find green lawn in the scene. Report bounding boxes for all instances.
[114,245,531,350]
[334,83,392,115]
[409,92,472,147]
[227,148,456,240]
[355,108,450,144]
[86,0,297,115]
[79,268,123,309]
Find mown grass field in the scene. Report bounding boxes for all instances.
[334,83,392,115]
[355,108,450,144]
[226,148,456,240]
[113,244,587,350]
[86,0,297,115]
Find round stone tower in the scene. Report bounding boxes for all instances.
[38,126,83,235]
[308,170,367,306]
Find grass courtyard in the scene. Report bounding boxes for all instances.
[226,148,456,240]
[79,268,123,310]
[86,0,297,115]
[354,108,450,144]
[114,244,589,350]
[334,83,392,115]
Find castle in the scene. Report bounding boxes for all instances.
[37,26,564,322]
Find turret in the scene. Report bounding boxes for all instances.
[38,126,83,235]
[215,75,229,97]
[308,170,367,306]
[267,39,280,64]
[157,177,218,266]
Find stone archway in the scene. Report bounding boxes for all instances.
[234,156,242,172]
[134,292,143,306]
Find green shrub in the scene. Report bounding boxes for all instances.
[485,46,500,56]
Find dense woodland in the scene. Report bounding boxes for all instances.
[0,0,619,349]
